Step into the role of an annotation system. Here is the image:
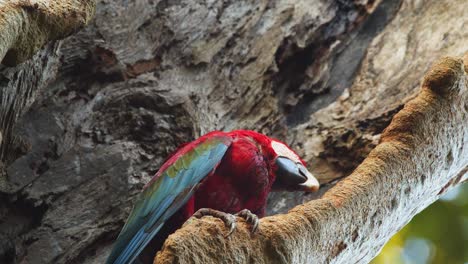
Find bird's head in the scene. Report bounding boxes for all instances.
[268,140,320,192]
[232,130,320,192]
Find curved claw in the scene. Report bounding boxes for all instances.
[193,208,237,237]
[224,214,237,238]
[235,209,260,234]
[192,208,260,237]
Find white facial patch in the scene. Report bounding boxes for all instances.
[271,141,301,163]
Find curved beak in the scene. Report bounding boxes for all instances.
[275,157,320,192]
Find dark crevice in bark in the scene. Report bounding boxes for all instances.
[320,104,404,174]
[0,192,49,261]
[282,0,403,126]
[356,104,405,134]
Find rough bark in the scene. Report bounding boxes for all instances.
[0,0,96,189]
[155,55,468,263]
[0,0,466,263]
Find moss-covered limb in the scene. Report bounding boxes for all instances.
[0,0,95,66]
[0,0,95,191]
[155,55,468,263]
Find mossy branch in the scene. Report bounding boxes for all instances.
[0,0,95,66]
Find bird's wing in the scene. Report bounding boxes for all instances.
[106,133,232,264]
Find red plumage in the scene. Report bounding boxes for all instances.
[195,131,275,216]
[133,130,318,263]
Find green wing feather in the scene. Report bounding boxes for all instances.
[106,134,232,264]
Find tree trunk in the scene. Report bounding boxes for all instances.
[156,56,468,263]
[0,0,466,263]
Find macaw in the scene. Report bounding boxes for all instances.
[106,130,319,264]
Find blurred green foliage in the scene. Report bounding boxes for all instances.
[372,184,468,264]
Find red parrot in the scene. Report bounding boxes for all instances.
[106,130,319,264]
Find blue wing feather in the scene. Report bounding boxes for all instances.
[106,134,232,264]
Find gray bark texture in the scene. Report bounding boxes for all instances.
[156,56,468,263]
[0,0,466,263]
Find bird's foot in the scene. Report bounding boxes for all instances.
[192,208,260,237]
[235,209,259,234]
[193,208,237,237]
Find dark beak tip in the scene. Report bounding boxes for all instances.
[276,157,310,186]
